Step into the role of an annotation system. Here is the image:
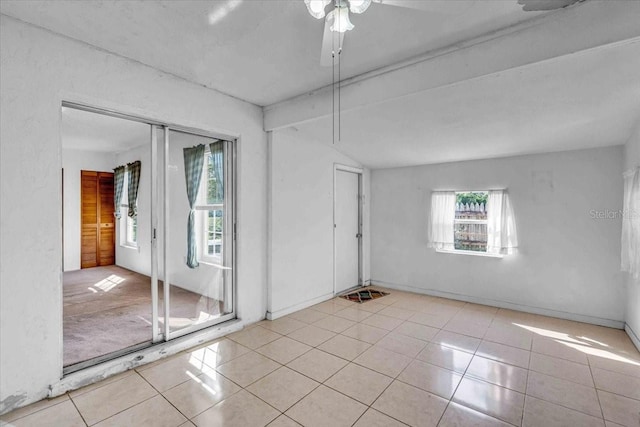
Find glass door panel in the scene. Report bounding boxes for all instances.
[163,129,234,338]
[61,104,157,371]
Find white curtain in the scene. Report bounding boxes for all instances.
[486,190,518,255]
[622,168,640,278]
[427,191,456,250]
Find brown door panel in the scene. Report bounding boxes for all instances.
[81,170,115,268]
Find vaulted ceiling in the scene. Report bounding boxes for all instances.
[2,0,639,168]
[0,0,550,106]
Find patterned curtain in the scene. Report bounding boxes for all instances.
[113,165,126,219]
[209,140,224,204]
[183,144,205,268]
[127,161,141,218]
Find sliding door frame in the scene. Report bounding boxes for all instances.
[60,101,238,374]
[163,129,237,341]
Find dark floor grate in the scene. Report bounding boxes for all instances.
[340,289,389,303]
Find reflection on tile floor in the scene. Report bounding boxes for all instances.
[2,286,640,426]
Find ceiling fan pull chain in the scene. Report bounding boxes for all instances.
[338,46,341,142]
[332,30,336,145]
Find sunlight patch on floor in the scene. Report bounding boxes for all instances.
[91,274,126,292]
[513,322,640,365]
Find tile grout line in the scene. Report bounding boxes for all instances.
[523,371,611,421]
[70,371,161,426]
[221,325,375,424]
[67,394,90,427]
[521,345,532,427]
[16,288,637,427]
[135,364,211,425]
[139,354,276,424]
[240,323,402,426]
[68,370,137,400]
[227,298,620,426]
[587,356,608,423]
[82,393,159,426]
[2,397,84,426]
[435,322,485,427]
[283,299,441,425]
[300,298,616,422]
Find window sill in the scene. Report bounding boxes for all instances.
[435,249,503,258]
[121,244,139,252]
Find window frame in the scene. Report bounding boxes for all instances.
[436,190,503,258]
[119,168,138,249]
[195,146,224,265]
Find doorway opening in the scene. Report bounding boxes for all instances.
[61,103,236,372]
[334,165,364,296]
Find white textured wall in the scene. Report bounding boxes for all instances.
[624,121,640,349]
[62,149,117,271]
[371,147,625,326]
[0,16,267,413]
[268,130,370,317]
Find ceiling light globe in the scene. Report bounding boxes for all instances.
[305,0,331,19]
[349,0,371,14]
[329,6,354,33]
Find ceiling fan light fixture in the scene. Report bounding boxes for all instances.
[348,0,371,14]
[305,0,331,19]
[328,6,354,33]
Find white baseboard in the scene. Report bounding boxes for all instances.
[626,324,640,352]
[372,280,625,329]
[267,292,334,320]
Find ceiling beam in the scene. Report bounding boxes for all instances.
[263,0,640,131]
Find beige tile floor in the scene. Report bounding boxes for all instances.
[2,287,640,427]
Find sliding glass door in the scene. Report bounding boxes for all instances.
[62,102,236,373]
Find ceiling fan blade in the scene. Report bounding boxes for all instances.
[371,0,470,14]
[518,0,584,11]
[320,18,346,67]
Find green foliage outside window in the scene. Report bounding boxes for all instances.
[206,153,222,205]
[456,192,487,207]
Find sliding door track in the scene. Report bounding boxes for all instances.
[63,341,152,376]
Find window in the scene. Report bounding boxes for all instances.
[454,192,488,252]
[125,214,138,247]
[196,143,225,263]
[120,169,138,248]
[428,189,517,256]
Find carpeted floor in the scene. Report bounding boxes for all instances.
[63,265,224,367]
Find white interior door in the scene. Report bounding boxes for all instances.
[335,169,361,294]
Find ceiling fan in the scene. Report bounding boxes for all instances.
[304,0,586,67]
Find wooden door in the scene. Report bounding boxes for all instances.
[81,171,114,268]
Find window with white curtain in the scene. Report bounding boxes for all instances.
[622,168,640,278]
[428,189,518,256]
